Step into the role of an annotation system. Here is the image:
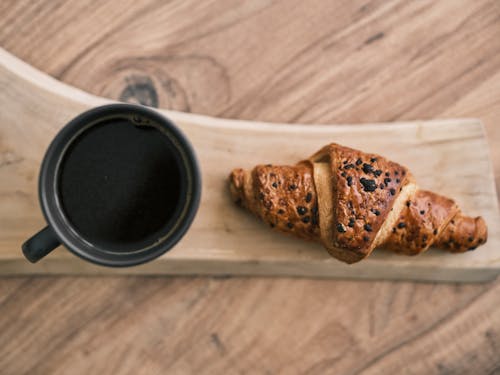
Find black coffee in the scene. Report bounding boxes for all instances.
[58,118,184,252]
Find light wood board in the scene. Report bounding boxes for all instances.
[0,48,498,281]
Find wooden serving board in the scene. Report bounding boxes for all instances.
[0,48,499,282]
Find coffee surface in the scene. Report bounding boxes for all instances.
[58,119,183,252]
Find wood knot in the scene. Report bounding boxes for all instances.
[119,74,159,108]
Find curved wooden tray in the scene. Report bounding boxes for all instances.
[0,48,498,281]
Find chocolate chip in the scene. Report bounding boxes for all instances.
[379,183,385,189]
[362,163,374,174]
[360,178,377,192]
[288,184,297,190]
[420,210,425,215]
[363,236,370,242]
[392,227,396,233]
[348,218,355,227]
[311,206,318,215]
[373,209,380,216]
[384,178,391,185]
[397,222,406,229]
[370,157,377,163]
[356,158,362,166]
[341,172,347,178]
[422,235,428,242]
[395,171,399,176]
[347,176,353,186]
[374,170,382,177]
[278,209,285,215]
[385,172,390,177]
[364,223,372,232]
[390,188,396,195]
[272,182,278,188]
[396,179,400,183]
[343,160,348,164]
[468,246,477,251]
[302,216,310,224]
[297,206,307,215]
[468,237,474,242]
[344,164,355,170]
[336,223,347,233]
[433,229,438,235]
[305,192,313,203]
[287,222,294,229]
[406,201,411,207]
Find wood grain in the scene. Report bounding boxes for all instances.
[1,0,500,374]
[1,48,499,281]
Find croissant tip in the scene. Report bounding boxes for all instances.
[228,168,245,206]
[476,216,488,243]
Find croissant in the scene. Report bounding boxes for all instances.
[228,143,487,264]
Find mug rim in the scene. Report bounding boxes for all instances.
[38,103,201,267]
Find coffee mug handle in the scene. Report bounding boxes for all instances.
[22,226,61,263]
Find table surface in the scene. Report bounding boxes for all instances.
[1,1,500,374]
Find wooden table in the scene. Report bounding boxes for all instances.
[1,1,499,373]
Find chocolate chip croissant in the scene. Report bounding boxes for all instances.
[229,143,487,264]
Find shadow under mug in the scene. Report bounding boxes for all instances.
[22,104,201,267]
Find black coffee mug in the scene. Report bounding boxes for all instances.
[22,104,201,267]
